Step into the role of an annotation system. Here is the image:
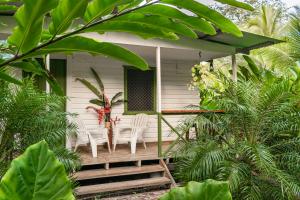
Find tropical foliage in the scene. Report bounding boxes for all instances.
[0,0,253,93]
[174,67,300,199]
[246,6,299,72]
[0,140,75,200]
[0,78,79,177]
[159,179,232,200]
[76,67,124,124]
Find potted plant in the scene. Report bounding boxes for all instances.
[76,67,124,146]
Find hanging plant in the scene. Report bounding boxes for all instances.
[76,67,124,125]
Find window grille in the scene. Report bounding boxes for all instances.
[125,67,156,113]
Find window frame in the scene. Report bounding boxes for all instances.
[123,65,157,115]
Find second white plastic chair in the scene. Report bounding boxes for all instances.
[113,114,149,154]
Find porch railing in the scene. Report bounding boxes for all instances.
[157,110,225,157]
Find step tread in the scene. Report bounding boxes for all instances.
[76,177,171,195]
[75,165,165,180]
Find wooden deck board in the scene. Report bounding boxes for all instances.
[75,165,164,180]
[76,177,171,195]
[78,142,171,165]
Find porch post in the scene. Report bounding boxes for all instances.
[156,46,162,157]
[45,54,50,93]
[231,54,237,82]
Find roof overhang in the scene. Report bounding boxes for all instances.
[198,30,282,54]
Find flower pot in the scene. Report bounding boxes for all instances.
[105,121,111,129]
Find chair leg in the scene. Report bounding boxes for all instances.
[107,140,111,154]
[131,138,137,154]
[90,140,97,158]
[74,143,79,152]
[113,140,117,152]
[143,140,147,150]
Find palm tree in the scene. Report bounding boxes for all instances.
[247,5,283,37]
[0,78,80,177]
[246,6,300,73]
[173,76,300,199]
[76,67,124,125]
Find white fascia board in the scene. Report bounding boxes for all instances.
[80,32,236,54]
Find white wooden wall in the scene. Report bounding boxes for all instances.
[66,54,199,142]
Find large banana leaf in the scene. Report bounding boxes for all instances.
[76,78,102,98]
[49,0,88,35]
[0,68,22,85]
[27,36,148,70]
[86,21,179,40]
[0,140,75,200]
[84,0,131,23]
[90,67,105,94]
[115,13,198,38]
[8,0,59,53]
[10,60,43,75]
[159,180,232,200]
[137,5,216,35]
[161,0,243,37]
[214,0,254,11]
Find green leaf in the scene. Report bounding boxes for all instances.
[0,70,22,85]
[90,67,104,93]
[49,0,88,35]
[43,70,64,96]
[0,4,17,11]
[159,180,232,200]
[111,99,125,106]
[116,13,197,38]
[111,91,123,103]
[118,0,143,12]
[86,21,179,40]
[243,55,261,79]
[161,0,242,37]
[28,36,148,70]
[137,4,216,35]
[0,140,75,200]
[10,60,43,75]
[8,0,59,53]
[84,0,131,23]
[214,0,254,11]
[76,78,102,98]
[89,99,105,106]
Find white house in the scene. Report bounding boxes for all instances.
[0,14,279,153]
[0,12,281,197]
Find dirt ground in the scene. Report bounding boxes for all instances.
[101,189,169,200]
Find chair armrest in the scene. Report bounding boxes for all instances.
[113,125,132,130]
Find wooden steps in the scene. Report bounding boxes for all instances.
[76,177,171,196]
[75,159,174,199]
[75,165,165,180]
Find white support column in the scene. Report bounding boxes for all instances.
[156,46,162,156]
[45,54,50,93]
[156,46,162,113]
[231,54,237,82]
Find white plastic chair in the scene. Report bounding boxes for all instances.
[73,116,111,157]
[113,114,149,154]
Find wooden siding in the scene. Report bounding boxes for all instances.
[66,54,199,142]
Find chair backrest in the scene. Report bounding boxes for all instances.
[131,114,149,128]
[71,116,90,144]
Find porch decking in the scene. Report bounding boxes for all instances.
[79,142,172,166]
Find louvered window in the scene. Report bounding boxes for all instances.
[124,67,156,113]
